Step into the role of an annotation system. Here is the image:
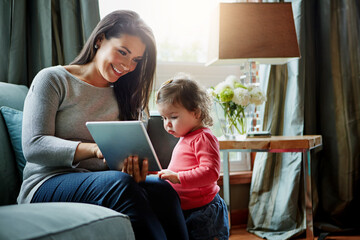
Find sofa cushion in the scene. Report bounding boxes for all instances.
[0,107,26,179]
[147,114,178,168]
[0,202,135,240]
[0,82,28,205]
[0,82,28,111]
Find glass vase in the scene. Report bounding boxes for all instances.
[215,102,248,140]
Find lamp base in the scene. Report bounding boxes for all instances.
[240,60,262,132]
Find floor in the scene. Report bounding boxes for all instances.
[229,226,261,240]
[229,225,360,240]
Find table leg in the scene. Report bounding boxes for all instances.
[303,150,314,240]
[222,151,231,228]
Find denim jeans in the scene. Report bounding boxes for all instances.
[183,194,229,240]
[32,171,188,240]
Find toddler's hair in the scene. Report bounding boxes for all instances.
[156,73,213,127]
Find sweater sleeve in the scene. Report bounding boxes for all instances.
[22,69,80,168]
[178,132,221,188]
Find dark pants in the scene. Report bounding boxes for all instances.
[32,171,189,240]
[183,194,229,240]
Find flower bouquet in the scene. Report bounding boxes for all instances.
[208,75,266,137]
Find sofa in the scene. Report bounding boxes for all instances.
[0,82,135,240]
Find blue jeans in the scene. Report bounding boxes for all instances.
[32,171,188,240]
[183,194,229,240]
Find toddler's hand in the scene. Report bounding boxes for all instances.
[158,169,180,184]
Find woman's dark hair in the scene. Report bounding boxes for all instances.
[156,73,213,127]
[71,10,156,120]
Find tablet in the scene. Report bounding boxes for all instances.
[86,121,162,172]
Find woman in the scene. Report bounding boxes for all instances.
[17,10,188,240]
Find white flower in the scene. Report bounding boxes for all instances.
[209,75,266,106]
[224,75,238,88]
[207,75,267,136]
[233,88,251,106]
[214,81,232,95]
[207,88,216,98]
[249,87,267,105]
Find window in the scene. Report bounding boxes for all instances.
[98,0,251,172]
[99,0,241,86]
[99,0,218,63]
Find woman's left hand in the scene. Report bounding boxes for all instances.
[122,155,148,182]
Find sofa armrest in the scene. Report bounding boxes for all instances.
[0,202,135,240]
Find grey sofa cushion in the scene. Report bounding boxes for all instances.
[0,82,28,205]
[0,107,25,179]
[0,202,135,240]
[147,114,178,168]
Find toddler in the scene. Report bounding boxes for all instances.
[156,74,229,240]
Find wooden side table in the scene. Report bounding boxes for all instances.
[219,135,322,240]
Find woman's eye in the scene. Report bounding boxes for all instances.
[133,58,142,63]
[171,116,178,120]
[118,50,126,56]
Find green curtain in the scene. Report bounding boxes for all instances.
[0,0,100,86]
[247,0,360,239]
[314,0,360,235]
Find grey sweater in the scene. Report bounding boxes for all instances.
[18,66,120,203]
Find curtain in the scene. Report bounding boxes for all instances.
[247,0,360,239]
[0,0,100,86]
[247,1,306,239]
[314,0,360,235]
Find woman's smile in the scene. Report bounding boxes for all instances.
[111,64,124,77]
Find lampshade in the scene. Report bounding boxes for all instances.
[207,2,300,66]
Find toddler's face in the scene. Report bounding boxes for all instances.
[157,102,202,138]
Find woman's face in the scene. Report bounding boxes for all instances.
[94,34,146,86]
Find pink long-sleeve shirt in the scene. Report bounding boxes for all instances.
[167,128,221,210]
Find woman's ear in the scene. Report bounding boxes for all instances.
[96,33,105,47]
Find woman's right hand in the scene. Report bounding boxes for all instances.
[74,143,105,164]
[122,155,148,182]
[92,144,104,160]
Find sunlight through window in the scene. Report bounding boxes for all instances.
[99,0,219,63]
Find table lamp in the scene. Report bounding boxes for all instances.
[207,2,300,132]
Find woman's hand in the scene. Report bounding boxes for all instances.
[74,143,105,164]
[92,144,104,159]
[158,169,180,184]
[92,144,106,164]
[122,155,148,182]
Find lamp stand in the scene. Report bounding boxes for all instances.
[240,60,261,132]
